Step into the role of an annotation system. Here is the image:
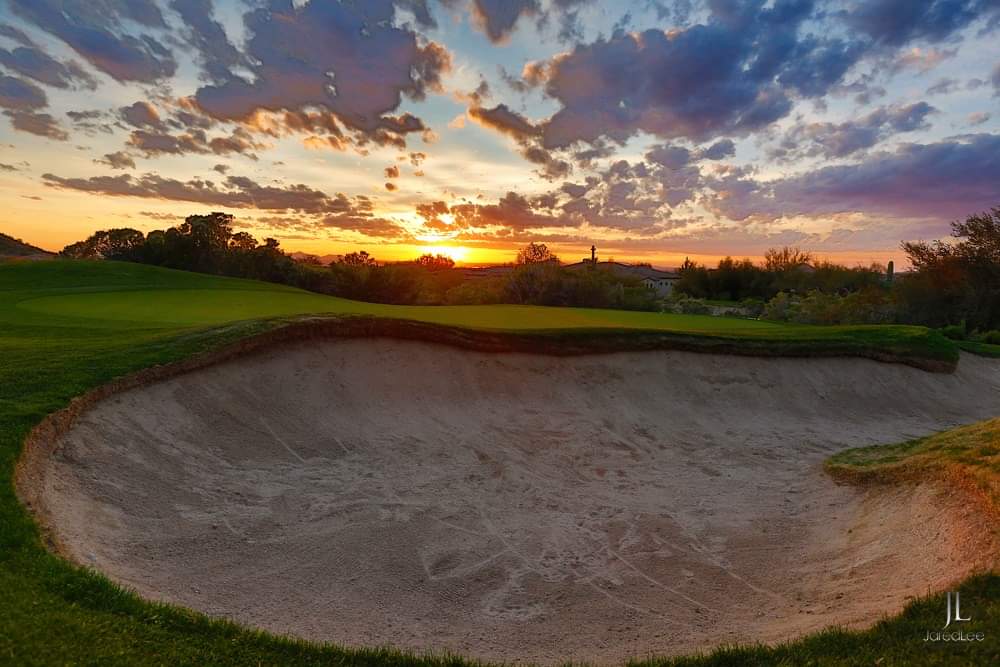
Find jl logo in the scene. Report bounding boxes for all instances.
[944,591,971,628]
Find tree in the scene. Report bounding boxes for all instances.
[516,242,558,265]
[764,246,813,272]
[900,207,1000,330]
[173,212,235,273]
[415,253,455,270]
[229,231,258,252]
[60,228,145,260]
[340,250,378,267]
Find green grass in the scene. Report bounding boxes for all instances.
[827,418,1000,515]
[0,260,959,369]
[958,339,1000,358]
[1,259,997,666]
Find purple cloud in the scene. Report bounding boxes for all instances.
[0,75,47,111]
[712,134,1000,221]
[193,0,449,144]
[0,46,97,90]
[9,0,176,83]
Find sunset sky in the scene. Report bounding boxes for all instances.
[0,0,998,267]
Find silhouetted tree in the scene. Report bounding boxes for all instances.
[900,207,1000,329]
[415,253,455,270]
[764,246,813,272]
[61,228,145,260]
[516,242,558,265]
[340,250,378,267]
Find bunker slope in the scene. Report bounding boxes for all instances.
[33,340,1000,664]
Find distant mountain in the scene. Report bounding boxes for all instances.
[0,232,54,259]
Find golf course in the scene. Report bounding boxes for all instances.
[3,259,999,665]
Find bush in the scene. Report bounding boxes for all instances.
[762,292,797,322]
[940,323,967,341]
[739,298,765,318]
[663,295,711,315]
[980,330,1000,345]
[762,289,896,325]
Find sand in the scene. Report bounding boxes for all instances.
[29,340,1000,664]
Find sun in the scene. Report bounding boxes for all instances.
[421,244,470,262]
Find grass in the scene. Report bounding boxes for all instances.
[958,339,1000,359]
[827,419,1000,515]
[1,259,997,666]
[1,260,959,369]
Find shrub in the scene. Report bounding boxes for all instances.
[762,292,797,321]
[980,330,1000,345]
[940,323,967,341]
[663,295,712,315]
[739,298,765,318]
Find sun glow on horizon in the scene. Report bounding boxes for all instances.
[419,244,470,263]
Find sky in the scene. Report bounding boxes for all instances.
[0,0,998,268]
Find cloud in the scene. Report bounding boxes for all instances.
[468,103,539,139]
[709,134,1000,221]
[769,101,937,160]
[0,46,97,89]
[968,111,991,125]
[645,144,692,170]
[468,103,569,178]
[0,162,18,171]
[3,110,69,140]
[700,139,736,160]
[120,101,163,128]
[193,0,449,147]
[926,77,960,95]
[0,75,47,111]
[169,0,249,84]
[9,0,176,83]
[470,0,540,43]
[842,0,998,46]
[384,165,400,178]
[892,47,957,73]
[126,126,263,159]
[41,171,399,230]
[0,24,35,47]
[96,151,136,169]
[533,8,834,148]
[256,209,406,239]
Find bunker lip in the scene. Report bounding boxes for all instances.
[15,314,959,531]
[15,319,996,665]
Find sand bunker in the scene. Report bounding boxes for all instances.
[28,340,1000,664]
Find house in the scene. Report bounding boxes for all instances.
[564,260,680,296]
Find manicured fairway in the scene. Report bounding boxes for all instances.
[6,260,782,332]
[0,260,960,369]
[1,259,997,666]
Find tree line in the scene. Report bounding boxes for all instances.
[672,207,1000,334]
[59,206,1000,333]
[59,216,656,310]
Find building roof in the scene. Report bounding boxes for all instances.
[563,260,679,280]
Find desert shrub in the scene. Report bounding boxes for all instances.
[663,295,711,315]
[739,298,766,318]
[762,292,797,321]
[763,289,895,325]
